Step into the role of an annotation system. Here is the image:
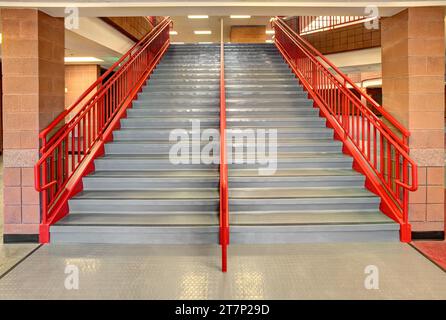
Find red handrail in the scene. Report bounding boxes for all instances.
[285,19,410,148]
[272,17,418,242]
[219,28,229,272]
[296,16,373,35]
[34,17,171,242]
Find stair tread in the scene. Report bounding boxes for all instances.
[89,168,361,178]
[53,210,394,227]
[73,189,219,200]
[72,187,374,200]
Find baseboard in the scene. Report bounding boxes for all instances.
[412,231,445,241]
[3,234,39,244]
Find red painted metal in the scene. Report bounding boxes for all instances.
[219,36,229,272]
[34,17,172,243]
[295,16,373,35]
[272,17,418,242]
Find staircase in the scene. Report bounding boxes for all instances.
[50,43,399,244]
[225,44,399,243]
[51,44,222,243]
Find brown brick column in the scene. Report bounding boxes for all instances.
[1,9,64,241]
[381,7,445,233]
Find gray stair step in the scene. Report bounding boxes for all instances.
[229,196,380,212]
[50,225,219,244]
[54,213,219,226]
[104,140,341,154]
[68,198,219,214]
[230,224,399,244]
[95,153,353,170]
[83,174,364,190]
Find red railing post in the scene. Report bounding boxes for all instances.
[219,18,229,272]
[272,17,418,241]
[34,18,172,238]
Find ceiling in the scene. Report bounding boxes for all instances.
[21,1,444,17]
[170,16,273,43]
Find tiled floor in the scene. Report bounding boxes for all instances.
[0,242,444,299]
[0,156,39,281]
[0,156,444,299]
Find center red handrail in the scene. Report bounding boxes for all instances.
[34,17,171,242]
[219,31,229,272]
[272,17,418,242]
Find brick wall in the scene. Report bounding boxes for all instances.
[65,65,100,109]
[285,16,381,54]
[101,17,153,41]
[230,26,267,43]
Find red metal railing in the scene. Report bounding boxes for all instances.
[272,17,418,242]
[219,31,229,272]
[295,16,374,35]
[34,17,171,243]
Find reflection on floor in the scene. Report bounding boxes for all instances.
[0,243,444,299]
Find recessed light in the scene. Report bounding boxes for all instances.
[188,15,208,19]
[230,15,251,19]
[64,57,103,63]
[266,30,275,35]
[194,30,212,35]
[265,40,273,43]
[169,31,178,35]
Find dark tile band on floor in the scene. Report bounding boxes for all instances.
[0,242,445,300]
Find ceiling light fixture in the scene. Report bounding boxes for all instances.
[266,30,275,35]
[64,57,104,63]
[194,30,212,35]
[230,15,251,19]
[198,42,213,44]
[188,15,209,19]
[171,42,185,44]
[169,31,178,35]
[265,40,273,43]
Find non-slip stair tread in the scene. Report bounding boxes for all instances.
[89,170,218,177]
[228,187,377,199]
[73,189,219,199]
[55,213,219,226]
[230,211,395,225]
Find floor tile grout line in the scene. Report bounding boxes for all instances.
[0,244,43,281]
[409,243,446,273]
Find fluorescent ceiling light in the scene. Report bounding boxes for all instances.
[171,42,185,44]
[198,42,213,44]
[169,31,178,35]
[266,30,275,35]
[265,40,273,43]
[188,15,208,19]
[230,15,251,19]
[194,30,212,35]
[64,57,103,63]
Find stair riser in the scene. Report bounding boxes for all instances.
[144,84,301,90]
[68,200,219,213]
[95,160,351,171]
[230,227,399,244]
[230,199,380,212]
[50,228,219,244]
[132,99,312,107]
[50,227,398,244]
[83,178,219,190]
[82,177,364,190]
[120,119,325,128]
[104,144,341,154]
[126,109,317,117]
[113,131,334,140]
